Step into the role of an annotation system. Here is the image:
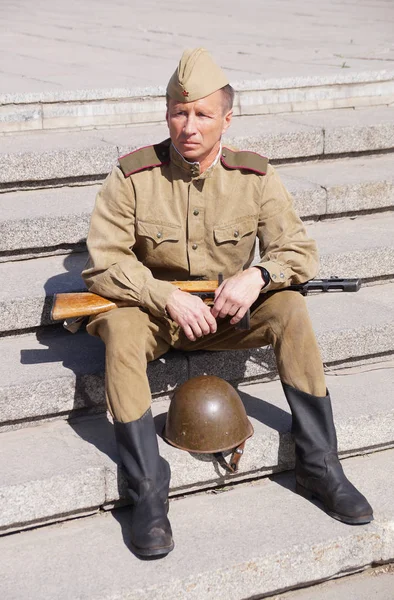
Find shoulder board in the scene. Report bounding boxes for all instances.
[221,147,268,175]
[119,139,171,177]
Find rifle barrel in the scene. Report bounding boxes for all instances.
[288,278,361,294]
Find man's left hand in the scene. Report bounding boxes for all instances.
[211,267,267,325]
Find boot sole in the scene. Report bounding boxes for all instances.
[296,482,374,525]
[129,539,175,559]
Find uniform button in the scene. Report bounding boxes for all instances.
[234,230,239,238]
[192,243,198,250]
[222,152,226,157]
[280,273,285,278]
[156,232,162,239]
[272,274,277,279]
[193,209,200,216]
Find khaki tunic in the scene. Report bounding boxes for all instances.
[82,142,319,316]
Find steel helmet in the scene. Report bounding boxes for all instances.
[163,375,253,473]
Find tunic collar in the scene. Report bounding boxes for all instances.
[170,142,222,179]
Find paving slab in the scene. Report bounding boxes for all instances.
[0,419,106,531]
[282,107,394,154]
[279,153,394,215]
[0,251,88,332]
[0,450,393,600]
[308,212,394,280]
[273,566,394,600]
[1,0,394,95]
[2,106,394,186]
[0,184,98,257]
[0,283,393,428]
[1,211,393,332]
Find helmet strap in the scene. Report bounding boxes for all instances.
[214,441,246,474]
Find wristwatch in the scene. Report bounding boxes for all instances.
[254,266,271,288]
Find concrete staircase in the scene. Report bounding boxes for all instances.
[0,82,393,599]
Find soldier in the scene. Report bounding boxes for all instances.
[82,48,373,559]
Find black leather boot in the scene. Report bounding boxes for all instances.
[114,408,174,558]
[283,383,373,525]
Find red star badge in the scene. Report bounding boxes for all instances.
[182,90,189,97]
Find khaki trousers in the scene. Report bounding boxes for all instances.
[87,291,327,422]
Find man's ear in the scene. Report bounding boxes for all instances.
[165,109,169,125]
[222,110,233,134]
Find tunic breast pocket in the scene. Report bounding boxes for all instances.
[137,220,181,244]
[213,217,257,245]
[213,217,258,275]
[136,220,183,268]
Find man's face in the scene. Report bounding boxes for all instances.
[166,89,233,164]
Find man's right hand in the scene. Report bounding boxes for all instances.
[165,289,217,341]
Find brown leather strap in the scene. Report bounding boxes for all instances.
[214,441,246,474]
[229,441,246,472]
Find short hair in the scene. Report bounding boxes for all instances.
[220,84,235,113]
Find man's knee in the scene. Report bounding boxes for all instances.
[258,290,313,336]
[88,307,149,350]
[275,290,310,322]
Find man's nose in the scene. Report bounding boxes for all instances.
[183,114,197,136]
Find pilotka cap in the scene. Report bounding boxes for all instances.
[166,47,229,103]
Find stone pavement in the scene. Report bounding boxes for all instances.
[1,0,394,94]
[272,565,394,599]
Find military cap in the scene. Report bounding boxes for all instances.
[167,47,229,103]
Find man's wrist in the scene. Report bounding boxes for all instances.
[253,266,271,288]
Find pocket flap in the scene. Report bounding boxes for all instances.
[137,220,181,244]
[214,218,256,244]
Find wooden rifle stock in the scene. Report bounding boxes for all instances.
[51,292,117,321]
[51,280,218,321]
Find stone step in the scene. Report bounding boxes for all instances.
[1,154,393,260]
[274,565,394,600]
[0,365,393,533]
[0,184,97,260]
[2,71,394,134]
[278,153,394,217]
[1,284,393,429]
[1,106,394,188]
[0,448,393,599]
[0,211,393,333]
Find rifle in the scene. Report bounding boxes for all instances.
[51,277,361,331]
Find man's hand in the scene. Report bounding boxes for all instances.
[211,268,266,325]
[166,288,217,341]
